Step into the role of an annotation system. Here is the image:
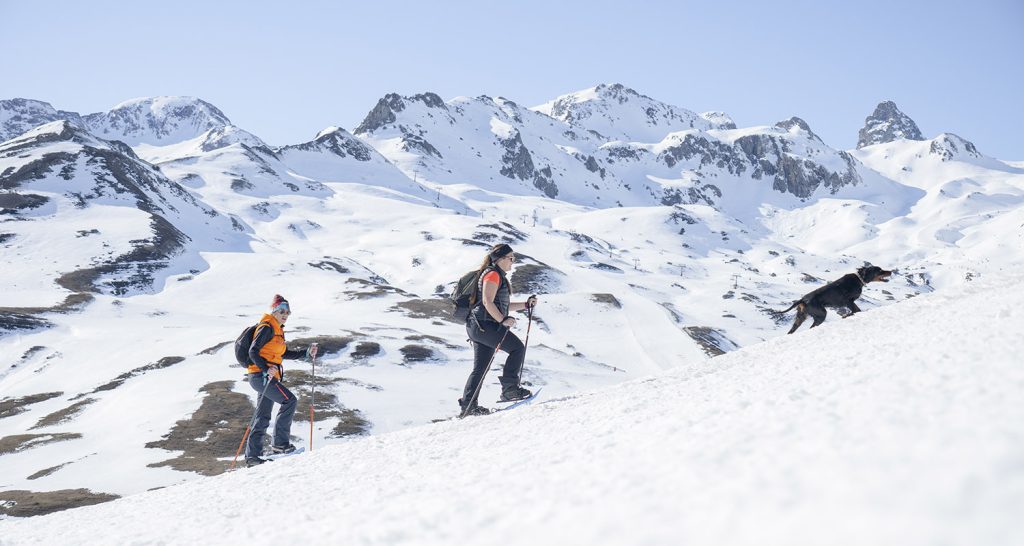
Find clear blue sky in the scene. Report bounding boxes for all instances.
[2,0,1021,158]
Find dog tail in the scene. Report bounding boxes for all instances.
[779,301,802,314]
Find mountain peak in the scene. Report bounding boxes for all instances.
[279,125,374,161]
[0,98,85,143]
[700,111,736,130]
[857,101,924,148]
[536,84,714,143]
[0,119,104,151]
[315,126,344,140]
[928,133,982,161]
[83,96,232,145]
[593,83,645,102]
[775,116,821,142]
[539,84,644,121]
[354,92,447,135]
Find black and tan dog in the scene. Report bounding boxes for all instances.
[780,265,893,334]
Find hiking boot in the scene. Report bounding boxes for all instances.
[270,443,297,454]
[458,398,490,416]
[245,456,269,467]
[462,405,491,417]
[500,385,533,402]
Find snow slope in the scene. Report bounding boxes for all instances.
[1,273,1021,546]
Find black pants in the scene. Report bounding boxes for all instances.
[461,317,525,407]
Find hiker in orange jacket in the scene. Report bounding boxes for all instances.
[244,295,318,466]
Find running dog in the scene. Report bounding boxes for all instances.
[780,265,893,334]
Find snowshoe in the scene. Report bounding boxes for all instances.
[493,388,542,412]
[270,443,297,455]
[264,447,305,460]
[245,456,270,467]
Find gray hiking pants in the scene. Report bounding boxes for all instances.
[245,373,297,458]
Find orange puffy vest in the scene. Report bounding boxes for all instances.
[246,314,287,374]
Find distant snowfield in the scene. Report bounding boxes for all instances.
[2,273,1021,546]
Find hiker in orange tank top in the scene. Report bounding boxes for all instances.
[459,244,537,416]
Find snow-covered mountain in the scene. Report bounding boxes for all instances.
[276,125,458,208]
[351,84,888,213]
[0,99,85,143]
[0,120,245,306]
[857,100,925,148]
[534,82,735,141]
[1,272,1020,545]
[82,96,233,147]
[353,91,633,205]
[1,85,1022,527]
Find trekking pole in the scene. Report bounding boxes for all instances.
[460,326,509,419]
[518,303,534,385]
[231,375,273,470]
[309,343,317,451]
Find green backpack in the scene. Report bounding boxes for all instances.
[449,268,485,322]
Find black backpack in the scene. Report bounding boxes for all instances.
[450,269,484,322]
[233,321,267,367]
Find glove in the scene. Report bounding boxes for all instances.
[307,343,319,359]
[267,365,282,381]
[526,295,538,309]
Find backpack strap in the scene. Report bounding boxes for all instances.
[475,266,499,304]
[474,266,509,317]
[252,319,273,343]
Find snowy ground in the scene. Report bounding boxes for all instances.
[1,272,1020,546]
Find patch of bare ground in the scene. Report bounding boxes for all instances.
[509,261,565,295]
[0,489,119,517]
[345,278,413,299]
[26,462,72,480]
[73,356,185,399]
[13,345,47,367]
[350,341,381,360]
[31,398,97,429]
[145,380,254,476]
[282,370,371,439]
[681,326,738,357]
[0,293,95,335]
[146,372,371,475]
[289,334,359,357]
[0,391,63,420]
[391,297,457,323]
[591,293,622,308]
[404,334,461,349]
[399,344,440,364]
[197,341,232,355]
[0,433,82,455]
